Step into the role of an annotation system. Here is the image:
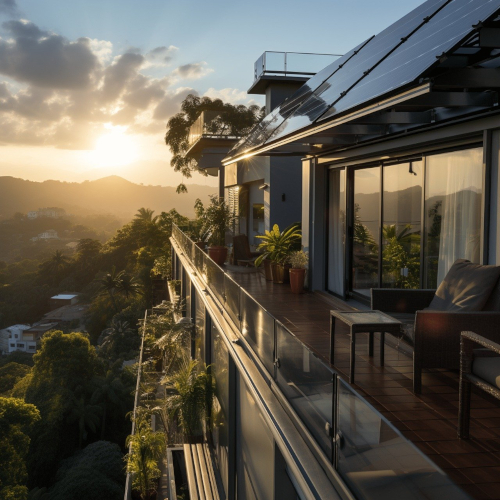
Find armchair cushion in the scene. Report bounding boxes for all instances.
[472,356,500,389]
[427,259,500,312]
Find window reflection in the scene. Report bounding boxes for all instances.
[382,162,422,289]
[353,168,380,295]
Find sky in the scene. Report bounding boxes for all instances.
[0,0,424,187]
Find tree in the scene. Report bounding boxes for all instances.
[39,250,70,275]
[67,395,101,448]
[48,441,125,500]
[164,94,264,192]
[91,370,125,439]
[0,363,31,395]
[163,360,214,441]
[125,418,166,500]
[0,397,41,500]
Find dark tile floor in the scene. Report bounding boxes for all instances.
[226,266,500,500]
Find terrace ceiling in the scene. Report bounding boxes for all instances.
[223,0,500,165]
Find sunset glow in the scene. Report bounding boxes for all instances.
[91,127,140,168]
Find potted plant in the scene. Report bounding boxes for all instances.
[191,198,209,249]
[288,250,308,293]
[255,224,301,283]
[203,195,233,266]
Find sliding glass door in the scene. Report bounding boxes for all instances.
[382,161,422,289]
[352,168,380,296]
[326,146,484,298]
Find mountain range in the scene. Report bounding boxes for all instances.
[0,176,217,220]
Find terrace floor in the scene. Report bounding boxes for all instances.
[225,265,500,500]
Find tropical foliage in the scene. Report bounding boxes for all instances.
[255,223,302,266]
[164,94,264,192]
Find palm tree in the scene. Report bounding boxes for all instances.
[163,360,214,442]
[67,395,101,448]
[96,266,121,311]
[91,370,125,438]
[126,418,166,500]
[40,249,70,275]
[116,272,142,299]
[134,208,158,224]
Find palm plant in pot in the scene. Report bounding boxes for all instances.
[255,224,301,283]
[288,250,308,293]
[203,195,233,266]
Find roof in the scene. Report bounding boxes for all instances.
[224,0,500,164]
[51,294,78,300]
[43,304,89,322]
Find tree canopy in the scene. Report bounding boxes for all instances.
[164,94,264,192]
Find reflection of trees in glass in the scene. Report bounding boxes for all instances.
[382,224,421,289]
[353,203,379,287]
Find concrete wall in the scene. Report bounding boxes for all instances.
[269,157,302,231]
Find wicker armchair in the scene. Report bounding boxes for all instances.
[371,288,500,393]
[459,331,500,439]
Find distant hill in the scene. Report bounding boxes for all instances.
[0,176,217,219]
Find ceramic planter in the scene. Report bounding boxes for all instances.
[289,268,306,293]
[208,246,227,266]
[263,259,273,281]
[272,262,285,284]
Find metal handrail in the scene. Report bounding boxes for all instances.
[254,51,342,81]
[124,310,148,500]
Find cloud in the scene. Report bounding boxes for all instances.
[0,24,99,89]
[172,62,213,80]
[145,45,178,66]
[153,87,197,120]
[204,87,251,104]
[0,0,18,17]
[0,19,214,148]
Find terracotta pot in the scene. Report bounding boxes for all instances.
[263,259,273,281]
[289,268,306,293]
[272,262,285,284]
[208,246,227,266]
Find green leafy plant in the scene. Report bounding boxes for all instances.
[255,224,301,267]
[163,360,214,441]
[203,195,233,247]
[288,250,308,269]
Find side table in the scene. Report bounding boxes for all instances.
[330,310,402,384]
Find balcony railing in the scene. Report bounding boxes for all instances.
[254,51,342,81]
[171,224,468,500]
[187,110,241,149]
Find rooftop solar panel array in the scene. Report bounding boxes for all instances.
[319,0,500,122]
[225,0,500,163]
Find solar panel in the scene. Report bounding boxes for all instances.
[263,0,450,145]
[226,39,372,160]
[319,0,500,122]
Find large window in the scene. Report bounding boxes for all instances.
[328,146,484,297]
[424,148,483,288]
[382,161,422,289]
[352,168,380,295]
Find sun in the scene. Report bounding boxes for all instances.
[92,127,140,168]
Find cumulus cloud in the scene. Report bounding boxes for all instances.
[0,22,99,89]
[0,0,18,17]
[145,45,178,66]
[172,62,213,80]
[153,87,197,120]
[204,87,251,104]
[0,19,215,148]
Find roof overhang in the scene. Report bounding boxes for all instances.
[223,80,499,166]
[185,136,240,157]
[248,75,310,95]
